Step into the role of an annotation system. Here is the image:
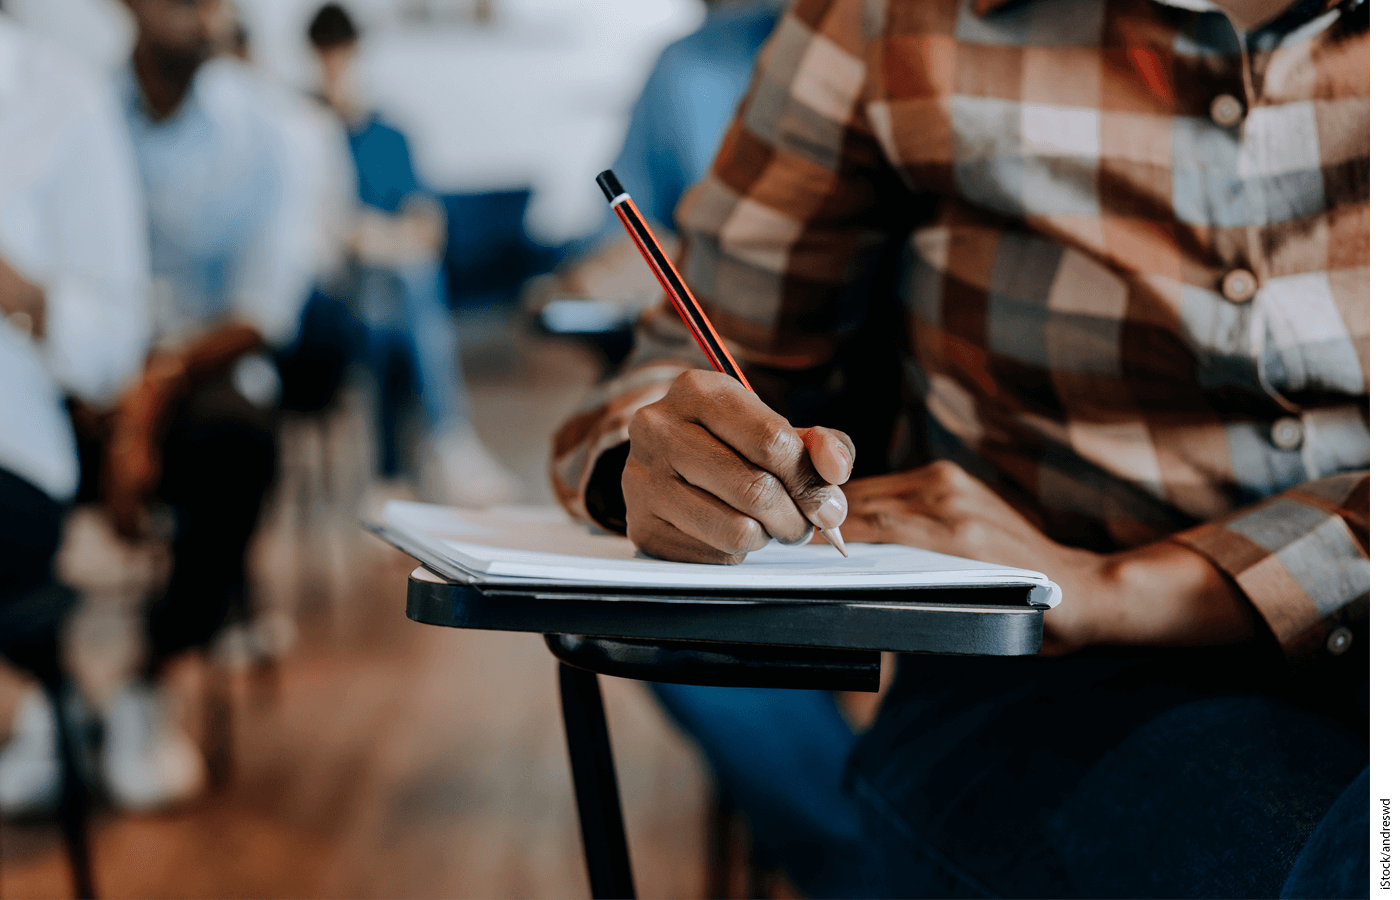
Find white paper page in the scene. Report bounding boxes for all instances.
[379,501,1062,605]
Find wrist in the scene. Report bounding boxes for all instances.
[144,353,188,393]
[1097,542,1257,647]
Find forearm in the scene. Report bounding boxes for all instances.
[165,320,263,385]
[1092,542,1261,648]
[114,320,262,437]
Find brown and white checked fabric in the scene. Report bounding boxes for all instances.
[550,0,1369,658]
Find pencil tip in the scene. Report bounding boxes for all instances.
[825,525,849,557]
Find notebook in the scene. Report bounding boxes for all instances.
[369,501,1061,607]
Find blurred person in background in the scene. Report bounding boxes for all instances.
[0,11,151,815]
[534,0,783,325]
[308,2,519,509]
[211,1,364,425]
[74,0,325,810]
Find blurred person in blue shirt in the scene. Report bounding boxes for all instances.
[531,0,782,347]
[0,12,151,816]
[308,3,519,509]
[610,0,784,235]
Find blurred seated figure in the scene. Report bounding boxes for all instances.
[308,3,519,508]
[0,12,150,815]
[530,0,783,347]
[74,0,329,811]
[211,2,363,422]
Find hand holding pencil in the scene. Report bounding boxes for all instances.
[597,170,853,563]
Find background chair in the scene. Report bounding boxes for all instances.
[0,582,95,899]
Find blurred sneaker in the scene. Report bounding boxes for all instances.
[0,687,60,816]
[419,427,520,509]
[100,680,205,811]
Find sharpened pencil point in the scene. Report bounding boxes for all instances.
[825,525,848,557]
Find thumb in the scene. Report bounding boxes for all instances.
[798,426,855,486]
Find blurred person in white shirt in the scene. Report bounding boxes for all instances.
[71,0,326,811]
[0,11,151,816]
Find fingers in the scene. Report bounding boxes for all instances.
[626,508,752,566]
[630,391,813,545]
[844,460,981,511]
[674,446,813,545]
[840,497,962,554]
[665,373,851,531]
[646,468,774,557]
[630,370,860,553]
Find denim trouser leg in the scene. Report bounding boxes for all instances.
[1281,767,1369,899]
[648,683,871,898]
[361,262,472,476]
[848,650,1368,899]
[396,261,469,437]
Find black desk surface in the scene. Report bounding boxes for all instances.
[406,567,1046,657]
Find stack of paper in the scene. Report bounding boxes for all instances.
[372,501,1061,607]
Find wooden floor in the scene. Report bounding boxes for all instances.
[0,331,713,899]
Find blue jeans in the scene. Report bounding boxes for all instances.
[649,684,868,898]
[652,647,1367,898]
[359,262,470,477]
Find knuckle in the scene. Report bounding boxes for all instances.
[753,421,803,468]
[737,471,786,512]
[952,519,986,546]
[717,516,766,555]
[929,460,967,485]
[773,522,815,546]
[672,368,711,399]
[630,403,662,441]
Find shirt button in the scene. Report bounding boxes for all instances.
[1326,626,1352,656]
[1210,93,1244,127]
[1221,269,1258,303]
[1270,416,1304,451]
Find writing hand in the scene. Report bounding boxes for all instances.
[0,254,44,338]
[623,369,854,564]
[842,461,1257,654]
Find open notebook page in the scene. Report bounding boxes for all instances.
[378,501,1061,606]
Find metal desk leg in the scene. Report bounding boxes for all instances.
[557,662,635,900]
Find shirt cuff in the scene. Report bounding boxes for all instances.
[1171,471,1369,658]
[549,363,691,532]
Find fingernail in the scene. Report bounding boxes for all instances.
[835,443,854,481]
[811,492,847,530]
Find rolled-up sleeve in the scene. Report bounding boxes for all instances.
[1172,471,1368,658]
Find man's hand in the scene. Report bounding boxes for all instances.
[623,369,855,564]
[841,461,1260,654]
[0,255,45,339]
[105,355,186,540]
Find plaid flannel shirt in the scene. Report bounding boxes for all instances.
[550,0,1369,660]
